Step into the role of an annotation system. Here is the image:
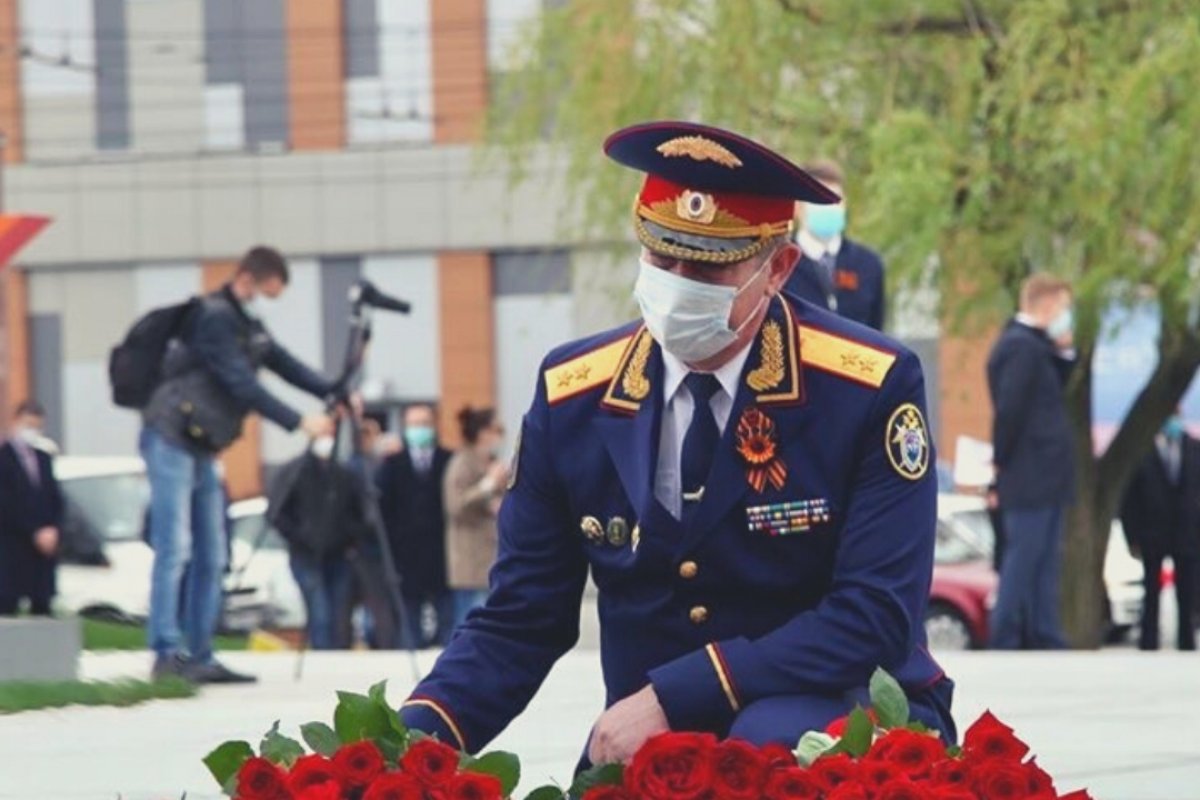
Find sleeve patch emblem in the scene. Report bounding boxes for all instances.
[886,403,930,480]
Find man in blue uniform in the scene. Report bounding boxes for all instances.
[784,160,886,330]
[400,122,953,764]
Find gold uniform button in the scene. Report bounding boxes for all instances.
[679,561,699,580]
[689,605,709,624]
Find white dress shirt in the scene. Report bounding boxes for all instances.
[654,340,756,519]
[797,228,843,263]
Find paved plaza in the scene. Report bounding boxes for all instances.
[1,649,1197,800]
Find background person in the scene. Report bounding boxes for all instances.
[0,401,63,616]
[784,159,886,330]
[1120,412,1199,651]
[141,245,336,682]
[443,406,508,629]
[376,403,454,648]
[986,273,1076,650]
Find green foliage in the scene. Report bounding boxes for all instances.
[0,676,194,713]
[334,690,394,744]
[82,618,247,652]
[461,751,522,797]
[794,731,838,767]
[203,740,253,789]
[831,706,876,758]
[260,721,305,767]
[568,763,624,798]
[869,667,910,730]
[524,787,566,800]
[300,721,341,757]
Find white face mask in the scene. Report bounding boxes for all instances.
[633,257,770,364]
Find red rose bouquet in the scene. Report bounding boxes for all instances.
[545,669,1092,800]
[205,681,519,800]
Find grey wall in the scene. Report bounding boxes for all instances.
[9,146,593,267]
[240,0,289,147]
[29,314,63,442]
[344,0,380,78]
[93,0,130,150]
[320,256,364,374]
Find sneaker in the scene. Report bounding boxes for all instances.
[151,653,192,682]
[185,658,257,684]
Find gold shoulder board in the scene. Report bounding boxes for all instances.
[798,325,898,389]
[544,334,634,405]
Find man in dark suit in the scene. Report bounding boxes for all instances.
[0,401,64,616]
[376,403,454,648]
[987,273,1076,649]
[1120,413,1199,650]
[783,160,886,330]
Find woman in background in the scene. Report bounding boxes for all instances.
[443,406,508,629]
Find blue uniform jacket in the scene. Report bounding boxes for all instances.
[400,294,946,752]
[785,238,886,331]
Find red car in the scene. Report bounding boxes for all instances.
[926,509,998,650]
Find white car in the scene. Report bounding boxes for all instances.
[53,456,299,632]
[225,497,305,630]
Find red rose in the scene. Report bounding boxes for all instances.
[875,729,946,779]
[401,738,461,787]
[1023,759,1055,796]
[859,760,904,792]
[711,739,769,800]
[972,760,1031,800]
[295,781,342,800]
[288,755,341,794]
[827,783,870,800]
[930,759,972,787]
[810,754,859,789]
[237,757,289,800]
[962,712,1030,763]
[763,766,824,800]
[930,787,976,800]
[581,787,634,800]
[624,732,716,800]
[446,771,504,800]
[877,778,931,800]
[761,743,797,770]
[333,741,386,789]
[362,772,424,800]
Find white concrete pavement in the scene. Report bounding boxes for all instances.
[1,650,1197,800]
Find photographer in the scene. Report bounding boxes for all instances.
[141,246,336,683]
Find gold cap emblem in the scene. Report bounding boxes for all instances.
[656,136,743,169]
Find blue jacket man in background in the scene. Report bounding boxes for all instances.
[400,122,953,764]
[784,160,886,330]
[986,272,1076,650]
[141,246,337,682]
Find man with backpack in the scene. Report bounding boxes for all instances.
[136,246,337,683]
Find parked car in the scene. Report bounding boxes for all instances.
[53,456,297,632]
[927,497,998,650]
[225,497,304,630]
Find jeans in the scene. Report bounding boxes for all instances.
[140,427,226,663]
[452,589,489,630]
[289,551,353,650]
[989,506,1068,650]
[398,591,455,649]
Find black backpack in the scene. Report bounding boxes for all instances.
[108,298,198,409]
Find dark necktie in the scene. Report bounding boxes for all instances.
[1166,440,1182,485]
[816,252,838,310]
[680,372,722,508]
[16,441,39,487]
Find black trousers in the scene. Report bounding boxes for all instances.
[1140,550,1197,651]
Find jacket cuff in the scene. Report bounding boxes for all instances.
[400,697,468,752]
[648,642,744,733]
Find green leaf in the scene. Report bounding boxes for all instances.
[869,668,910,730]
[835,706,875,758]
[369,680,409,739]
[524,786,566,800]
[300,722,341,757]
[334,691,392,743]
[794,731,838,767]
[464,751,522,797]
[947,744,963,758]
[260,721,306,767]
[203,740,254,790]
[378,737,403,766]
[906,721,931,734]
[568,763,623,799]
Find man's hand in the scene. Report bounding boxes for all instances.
[33,526,59,557]
[587,684,669,765]
[300,413,335,439]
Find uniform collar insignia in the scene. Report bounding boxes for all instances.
[601,326,657,414]
[744,297,805,406]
